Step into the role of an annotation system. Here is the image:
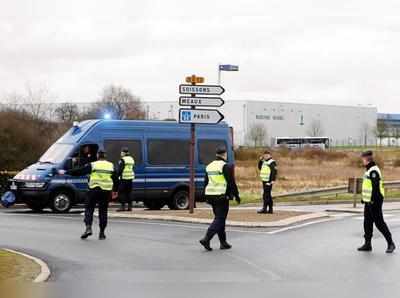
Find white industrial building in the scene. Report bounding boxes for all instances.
[143,100,378,147]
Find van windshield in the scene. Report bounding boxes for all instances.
[39,143,74,164]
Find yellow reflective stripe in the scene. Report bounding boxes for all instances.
[260,161,271,181]
[122,156,135,180]
[361,166,385,202]
[89,160,114,191]
[205,160,227,196]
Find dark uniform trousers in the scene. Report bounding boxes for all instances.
[364,200,393,244]
[206,197,229,242]
[262,182,273,212]
[84,187,110,231]
[119,180,133,205]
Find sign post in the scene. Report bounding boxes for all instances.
[178,75,225,214]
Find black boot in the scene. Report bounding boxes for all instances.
[220,241,232,250]
[257,209,267,214]
[116,204,126,212]
[386,242,396,254]
[218,232,231,250]
[81,226,93,239]
[127,202,132,212]
[357,240,372,252]
[199,238,212,251]
[99,230,106,240]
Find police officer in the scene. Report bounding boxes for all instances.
[358,150,395,253]
[66,150,118,240]
[257,150,277,214]
[116,147,135,212]
[199,147,240,251]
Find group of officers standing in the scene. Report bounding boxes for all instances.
[63,145,395,254]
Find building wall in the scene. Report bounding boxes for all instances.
[143,100,377,147]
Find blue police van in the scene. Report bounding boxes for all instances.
[8,120,234,213]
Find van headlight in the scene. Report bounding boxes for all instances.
[24,182,46,189]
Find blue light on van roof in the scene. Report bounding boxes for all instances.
[103,113,112,120]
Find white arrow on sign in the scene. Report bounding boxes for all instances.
[179,109,225,124]
[179,97,225,107]
[179,84,225,95]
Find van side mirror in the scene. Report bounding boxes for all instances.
[64,158,73,170]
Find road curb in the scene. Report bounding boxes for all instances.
[107,211,330,228]
[326,207,400,214]
[4,248,51,283]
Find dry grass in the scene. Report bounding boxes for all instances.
[235,148,400,194]
[0,250,40,283]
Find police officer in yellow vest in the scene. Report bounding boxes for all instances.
[257,150,277,214]
[358,150,395,253]
[66,150,118,240]
[116,147,135,212]
[199,147,240,251]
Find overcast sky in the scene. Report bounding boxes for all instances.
[1,0,400,112]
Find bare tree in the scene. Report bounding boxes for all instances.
[392,127,400,147]
[246,124,268,147]
[22,85,55,120]
[83,85,145,120]
[307,119,324,137]
[373,120,388,146]
[55,103,80,122]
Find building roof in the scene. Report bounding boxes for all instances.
[378,113,400,121]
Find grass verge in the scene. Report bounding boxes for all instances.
[0,249,40,283]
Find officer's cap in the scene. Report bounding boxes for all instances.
[361,150,373,157]
[121,147,129,153]
[97,149,107,158]
[216,146,227,155]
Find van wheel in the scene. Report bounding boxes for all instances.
[50,191,73,213]
[26,202,47,213]
[143,200,165,210]
[169,190,189,210]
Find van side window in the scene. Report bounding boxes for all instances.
[198,140,227,165]
[148,139,189,165]
[104,140,142,164]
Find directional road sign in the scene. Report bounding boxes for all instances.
[179,96,225,107]
[179,109,224,124]
[179,84,225,96]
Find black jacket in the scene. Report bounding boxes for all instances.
[67,161,119,192]
[258,158,277,183]
[365,161,384,203]
[204,157,239,200]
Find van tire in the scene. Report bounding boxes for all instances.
[50,190,73,213]
[26,202,46,213]
[169,190,189,210]
[143,200,165,210]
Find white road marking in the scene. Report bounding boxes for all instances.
[267,218,335,234]
[227,252,282,281]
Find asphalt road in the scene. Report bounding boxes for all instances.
[1,208,400,298]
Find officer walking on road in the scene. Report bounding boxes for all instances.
[358,150,396,253]
[199,147,240,251]
[257,150,277,214]
[66,150,118,240]
[116,147,135,212]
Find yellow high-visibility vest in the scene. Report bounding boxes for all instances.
[122,156,135,180]
[362,165,385,203]
[205,160,227,196]
[260,159,275,182]
[89,160,114,191]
